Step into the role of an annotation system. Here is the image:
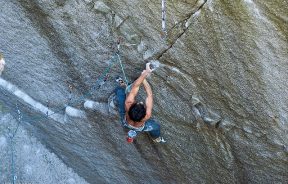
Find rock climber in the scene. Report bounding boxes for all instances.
[114,63,165,143]
[0,53,5,76]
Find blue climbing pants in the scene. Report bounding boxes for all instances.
[115,86,161,138]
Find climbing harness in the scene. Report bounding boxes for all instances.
[161,0,167,39]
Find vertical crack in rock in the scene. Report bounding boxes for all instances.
[155,0,208,60]
[16,0,89,94]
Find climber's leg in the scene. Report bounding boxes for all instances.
[115,86,126,121]
[143,119,161,138]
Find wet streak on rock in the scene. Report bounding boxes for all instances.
[16,0,89,95]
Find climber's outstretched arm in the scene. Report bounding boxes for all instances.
[125,63,152,111]
[142,79,153,120]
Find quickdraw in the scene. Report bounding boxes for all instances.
[161,0,167,39]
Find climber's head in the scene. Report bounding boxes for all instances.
[128,102,146,122]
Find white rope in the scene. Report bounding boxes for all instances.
[161,0,167,38]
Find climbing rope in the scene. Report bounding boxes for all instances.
[116,53,129,85]
[11,103,22,138]
[115,37,129,85]
[161,0,167,39]
[1,37,132,182]
[9,138,16,184]
[7,103,22,184]
[2,51,119,183]
[39,53,118,119]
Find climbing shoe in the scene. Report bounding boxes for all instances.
[116,76,126,86]
[153,137,166,143]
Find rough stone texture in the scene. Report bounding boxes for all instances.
[0,112,88,184]
[0,0,287,183]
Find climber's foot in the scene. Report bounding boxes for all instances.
[116,77,126,87]
[153,137,166,143]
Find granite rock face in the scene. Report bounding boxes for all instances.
[0,112,88,184]
[0,0,287,183]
